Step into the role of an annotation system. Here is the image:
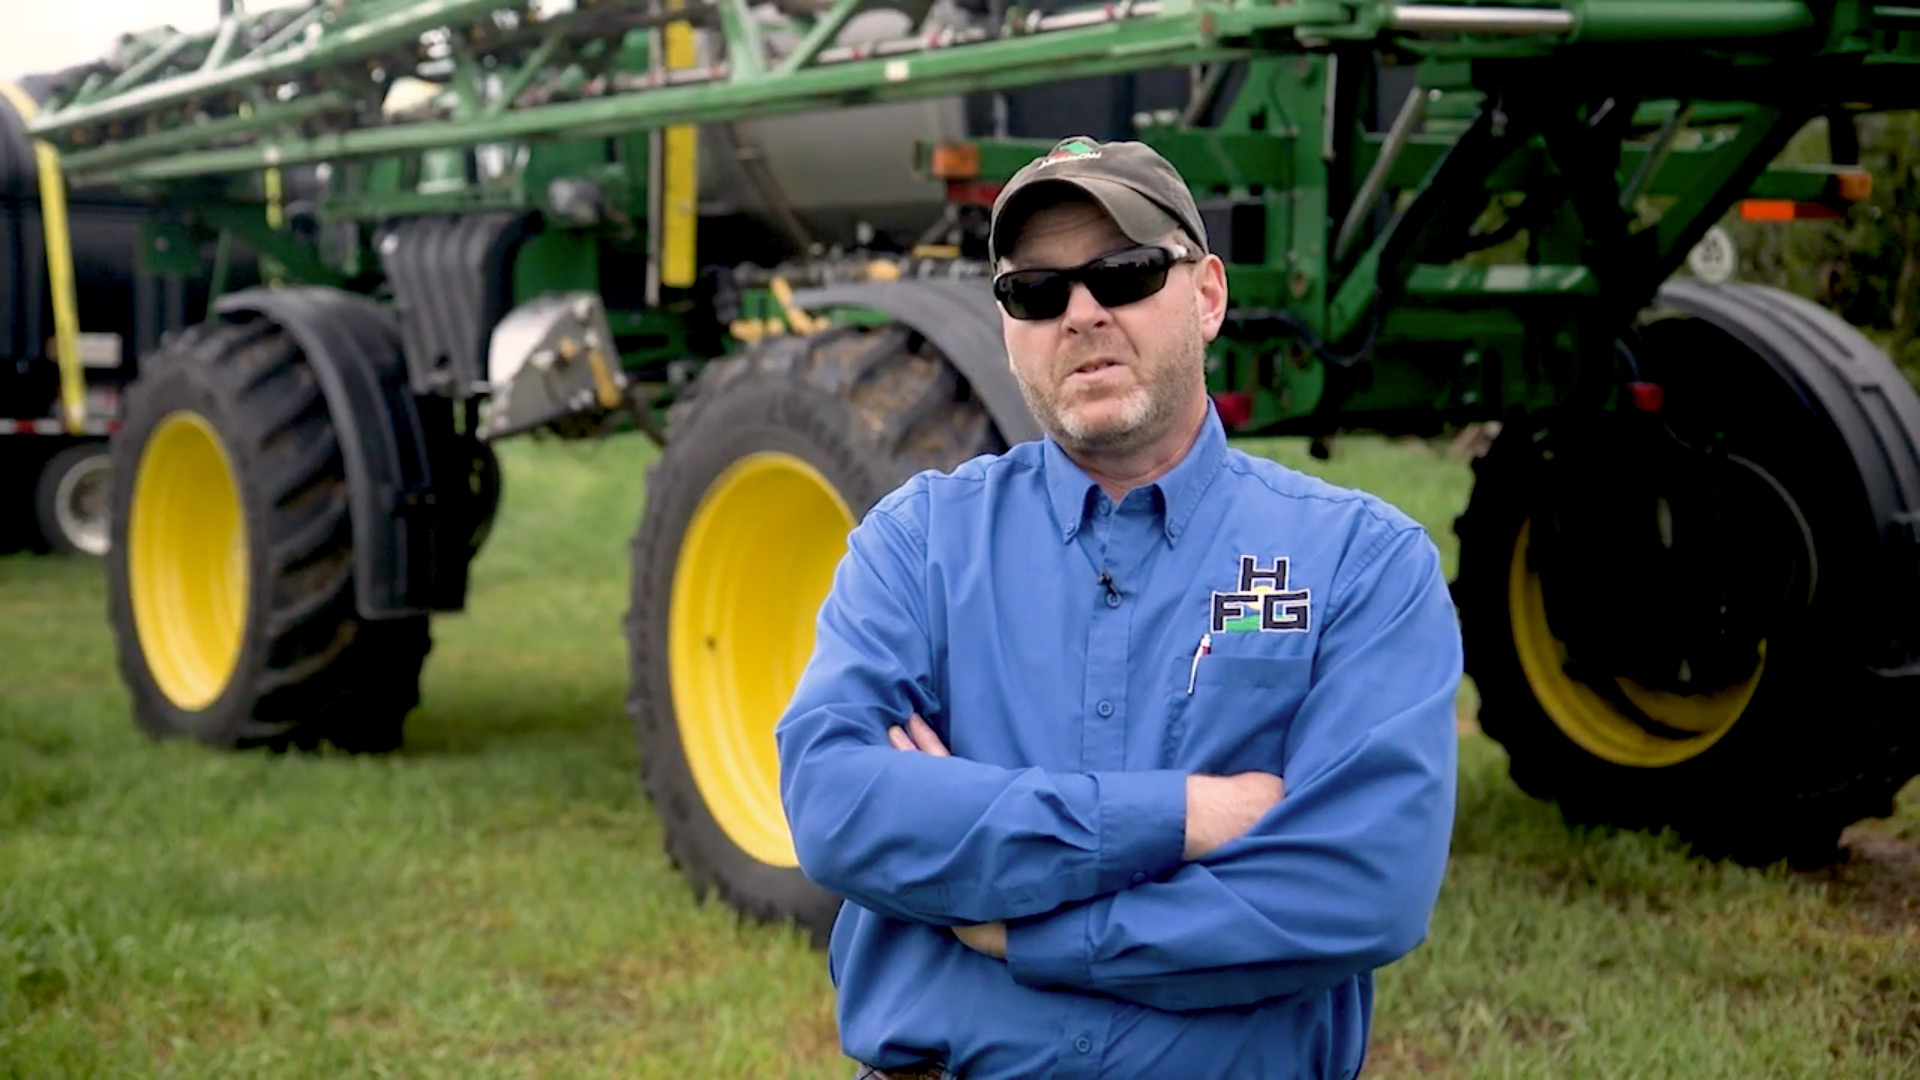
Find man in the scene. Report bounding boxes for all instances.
[775,135,1462,1080]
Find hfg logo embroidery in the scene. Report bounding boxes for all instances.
[1210,555,1311,633]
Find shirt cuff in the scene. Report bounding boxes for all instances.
[1095,767,1188,895]
[1004,900,1092,990]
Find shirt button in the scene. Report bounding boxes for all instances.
[1075,1036,1092,1054]
[1096,700,1113,717]
[1105,590,1121,607]
[1131,871,1147,885]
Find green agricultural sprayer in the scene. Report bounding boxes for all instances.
[9,0,1919,942]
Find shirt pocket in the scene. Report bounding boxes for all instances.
[1161,653,1313,773]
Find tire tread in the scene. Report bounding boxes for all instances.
[105,317,430,754]
[626,323,1003,944]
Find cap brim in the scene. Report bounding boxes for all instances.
[991,176,1186,262]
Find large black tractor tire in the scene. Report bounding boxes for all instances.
[1454,281,1920,867]
[628,323,1004,945]
[34,441,114,557]
[104,317,431,754]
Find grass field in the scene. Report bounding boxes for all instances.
[2,431,1916,1079]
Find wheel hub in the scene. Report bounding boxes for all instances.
[127,412,249,711]
[667,450,856,868]
[53,452,112,556]
[1512,427,1815,765]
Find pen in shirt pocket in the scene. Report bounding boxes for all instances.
[1187,633,1211,694]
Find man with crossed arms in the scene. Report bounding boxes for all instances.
[777,135,1462,1079]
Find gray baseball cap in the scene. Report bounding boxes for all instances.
[988,135,1210,263]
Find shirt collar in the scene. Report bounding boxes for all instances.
[1040,401,1229,545]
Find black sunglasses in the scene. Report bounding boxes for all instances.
[993,242,1199,321]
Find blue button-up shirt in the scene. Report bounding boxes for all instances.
[776,403,1462,1079]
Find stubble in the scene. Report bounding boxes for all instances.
[1014,296,1205,456]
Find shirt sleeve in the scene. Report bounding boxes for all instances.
[776,487,1190,928]
[1001,526,1461,1012]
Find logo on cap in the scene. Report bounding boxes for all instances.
[1040,139,1101,167]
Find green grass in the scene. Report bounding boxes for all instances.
[2,432,1915,1078]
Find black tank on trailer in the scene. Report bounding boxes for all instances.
[0,67,257,555]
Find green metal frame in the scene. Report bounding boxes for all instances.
[22,0,1920,439]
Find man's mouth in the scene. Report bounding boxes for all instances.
[1068,359,1123,377]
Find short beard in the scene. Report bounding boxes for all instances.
[1014,301,1204,457]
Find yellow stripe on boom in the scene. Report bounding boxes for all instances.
[662,1,698,289]
[0,82,85,435]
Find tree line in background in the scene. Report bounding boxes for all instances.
[1723,111,1920,388]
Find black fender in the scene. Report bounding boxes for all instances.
[215,285,471,619]
[1653,279,1920,673]
[790,278,1043,446]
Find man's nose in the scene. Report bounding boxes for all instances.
[1061,281,1111,330]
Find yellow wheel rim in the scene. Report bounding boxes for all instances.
[668,451,856,867]
[128,412,249,711]
[1509,519,1763,767]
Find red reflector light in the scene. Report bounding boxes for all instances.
[1212,392,1253,428]
[1739,199,1843,222]
[945,180,1002,206]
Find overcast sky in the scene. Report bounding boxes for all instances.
[2,1,304,81]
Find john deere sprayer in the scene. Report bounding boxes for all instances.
[14,0,1920,941]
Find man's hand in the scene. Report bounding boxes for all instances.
[1184,772,1285,860]
[888,713,949,756]
[952,920,1007,958]
[884,716,1008,958]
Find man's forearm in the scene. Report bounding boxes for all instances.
[776,507,1192,926]
[998,685,1460,1013]
[894,711,1285,867]
[780,716,1190,926]
[946,770,1285,959]
[1182,772,1286,860]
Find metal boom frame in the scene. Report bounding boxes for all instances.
[20,0,1920,438]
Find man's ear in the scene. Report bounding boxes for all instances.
[1196,254,1229,341]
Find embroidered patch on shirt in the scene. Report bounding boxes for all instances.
[1210,555,1312,633]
